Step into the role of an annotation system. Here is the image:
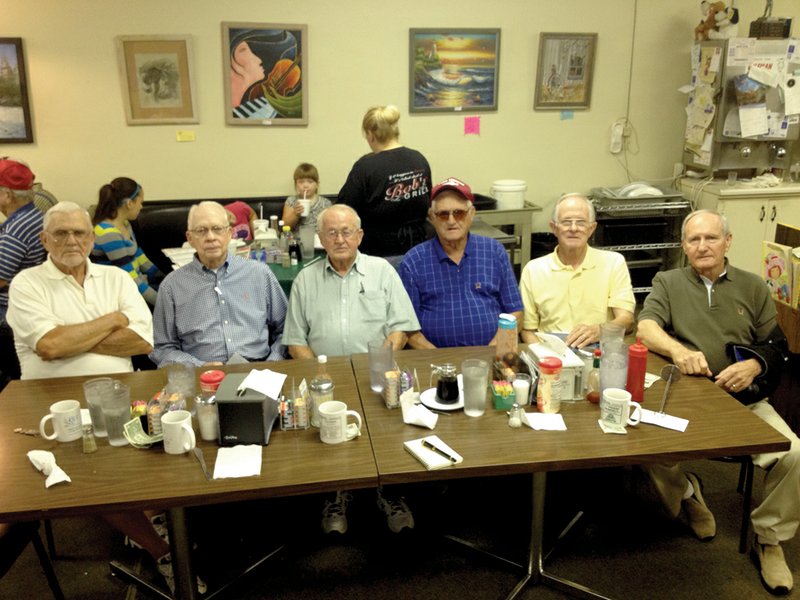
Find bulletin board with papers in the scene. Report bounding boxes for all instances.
[683,38,800,174]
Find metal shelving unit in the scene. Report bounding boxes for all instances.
[589,189,691,297]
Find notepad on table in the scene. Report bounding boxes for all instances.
[404,435,463,470]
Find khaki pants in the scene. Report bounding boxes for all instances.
[645,400,800,545]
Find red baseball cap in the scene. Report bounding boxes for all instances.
[0,159,35,191]
[430,177,474,204]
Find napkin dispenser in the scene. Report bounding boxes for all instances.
[215,373,280,446]
[526,341,585,402]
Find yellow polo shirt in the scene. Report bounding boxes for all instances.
[519,246,635,333]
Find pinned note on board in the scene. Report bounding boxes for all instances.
[464,116,480,135]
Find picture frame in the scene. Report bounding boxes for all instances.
[409,28,500,114]
[0,38,34,143]
[223,22,308,126]
[115,35,198,125]
[534,32,598,110]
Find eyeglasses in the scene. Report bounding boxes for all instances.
[324,229,358,240]
[47,229,91,244]
[432,209,470,222]
[190,225,230,237]
[556,219,590,230]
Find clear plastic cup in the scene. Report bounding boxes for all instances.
[102,381,130,447]
[82,377,113,437]
[462,359,489,417]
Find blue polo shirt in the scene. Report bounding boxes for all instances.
[399,234,523,347]
[0,202,45,320]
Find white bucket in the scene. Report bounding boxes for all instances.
[490,179,527,210]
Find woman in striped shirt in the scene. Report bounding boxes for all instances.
[91,177,164,306]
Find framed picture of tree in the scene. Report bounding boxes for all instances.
[534,33,598,110]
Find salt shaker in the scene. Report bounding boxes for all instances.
[82,424,98,453]
[508,403,522,428]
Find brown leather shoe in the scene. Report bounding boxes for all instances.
[680,472,716,541]
[752,542,794,595]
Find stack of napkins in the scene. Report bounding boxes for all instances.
[399,388,438,429]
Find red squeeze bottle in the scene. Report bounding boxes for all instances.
[626,338,648,403]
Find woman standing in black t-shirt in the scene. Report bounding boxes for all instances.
[337,105,432,262]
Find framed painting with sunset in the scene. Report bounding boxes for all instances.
[409,28,500,113]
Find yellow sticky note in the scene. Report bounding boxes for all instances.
[176,131,196,142]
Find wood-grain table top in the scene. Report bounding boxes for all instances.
[0,357,377,521]
[350,347,791,486]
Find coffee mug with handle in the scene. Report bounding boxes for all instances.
[161,410,197,455]
[318,400,362,444]
[39,399,83,442]
[601,388,642,429]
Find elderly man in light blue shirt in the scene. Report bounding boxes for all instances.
[151,201,287,367]
[283,204,419,358]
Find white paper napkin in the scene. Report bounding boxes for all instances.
[640,408,689,432]
[237,369,287,399]
[521,412,567,431]
[27,450,71,488]
[212,445,262,479]
[644,372,661,388]
[400,389,438,429]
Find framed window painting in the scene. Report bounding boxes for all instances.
[116,35,198,125]
[223,22,308,126]
[409,28,500,114]
[534,33,598,110]
[0,38,34,143]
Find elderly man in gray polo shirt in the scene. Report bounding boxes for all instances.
[283,203,419,358]
[283,203,420,536]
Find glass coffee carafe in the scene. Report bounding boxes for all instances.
[430,363,459,404]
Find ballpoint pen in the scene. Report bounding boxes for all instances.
[421,439,458,463]
[659,364,681,414]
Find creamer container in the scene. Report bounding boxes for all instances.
[536,357,562,413]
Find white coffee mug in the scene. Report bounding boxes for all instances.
[601,388,642,428]
[318,401,362,444]
[161,410,197,455]
[39,399,82,442]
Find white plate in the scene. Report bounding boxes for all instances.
[419,374,464,411]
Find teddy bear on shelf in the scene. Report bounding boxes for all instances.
[694,1,740,41]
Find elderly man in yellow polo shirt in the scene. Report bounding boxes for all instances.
[519,193,634,348]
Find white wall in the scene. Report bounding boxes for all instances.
[3,0,799,228]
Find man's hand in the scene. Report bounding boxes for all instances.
[565,323,600,348]
[714,358,761,394]
[671,347,712,376]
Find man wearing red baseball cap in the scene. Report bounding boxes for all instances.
[399,177,523,348]
[0,158,46,389]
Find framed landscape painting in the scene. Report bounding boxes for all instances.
[0,38,33,143]
[409,28,500,113]
[534,32,597,110]
[223,22,308,126]
[116,35,198,125]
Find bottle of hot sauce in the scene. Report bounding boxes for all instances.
[585,349,601,404]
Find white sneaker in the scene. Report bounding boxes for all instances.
[321,491,352,534]
[156,553,207,596]
[376,488,414,533]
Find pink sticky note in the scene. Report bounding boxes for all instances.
[464,116,480,135]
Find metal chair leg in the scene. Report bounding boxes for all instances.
[43,519,57,559]
[30,528,65,600]
[739,460,754,554]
